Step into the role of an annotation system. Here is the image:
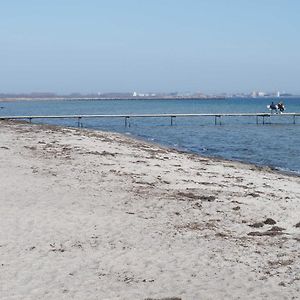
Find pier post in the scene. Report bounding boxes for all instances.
[29,118,32,124]
[125,116,130,127]
[77,117,82,128]
[293,115,296,124]
[215,115,221,125]
[262,116,265,125]
[171,116,176,126]
[256,116,258,125]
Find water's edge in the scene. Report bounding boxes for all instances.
[7,119,298,178]
[1,98,300,174]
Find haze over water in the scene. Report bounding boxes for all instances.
[1,98,300,174]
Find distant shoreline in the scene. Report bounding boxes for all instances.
[0,96,227,102]
[1,96,299,102]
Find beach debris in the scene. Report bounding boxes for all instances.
[177,191,198,200]
[232,206,240,211]
[0,146,9,150]
[177,191,216,202]
[264,218,276,225]
[24,145,37,151]
[247,231,284,237]
[49,243,66,253]
[268,259,294,268]
[71,241,83,249]
[144,297,182,300]
[142,279,155,282]
[247,225,286,237]
[86,150,117,157]
[192,202,202,209]
[134,180,155,186]
[177,222,203,231]
[294,222,300,228]
[249,222,264,228]
[123,275,135,284]
[200,195,216,202]
[269,226,285,232]
[247,192,260,198]
[215,232,228,238]
[162,180,171,184]
[176,221,217,232]
[249,219,279,228]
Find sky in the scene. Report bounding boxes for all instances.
[0,0,300,94]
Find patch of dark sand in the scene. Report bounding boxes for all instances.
[264,218,277,225]
[85,150,117,157]
[268,259,294,268]
[177,192,216,202]
[176,221,217,231]
[246,192,260,198]
[248,226,286,237]
[249,222,265,228]
[145,298,181,300]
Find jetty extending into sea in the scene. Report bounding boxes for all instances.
[1,112,299,127]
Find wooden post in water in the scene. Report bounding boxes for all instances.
[77,117,82,128]
[171,116,176,126]
[214,115,221,125]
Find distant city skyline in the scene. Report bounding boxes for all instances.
[1,0,300,94]
[0,89,296,100]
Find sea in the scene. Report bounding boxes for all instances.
[1,97,300,175]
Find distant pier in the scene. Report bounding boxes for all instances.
[1,112,299,127]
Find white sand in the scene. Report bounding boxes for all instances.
[0,120,300,300]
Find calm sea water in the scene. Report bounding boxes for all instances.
[1,98,300,174]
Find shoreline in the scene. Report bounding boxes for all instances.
[132,133,300,178]
[1,120,300,299]
[76,123,300,178]
[5,119,300,178]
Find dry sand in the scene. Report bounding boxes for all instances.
[0,120,300,300]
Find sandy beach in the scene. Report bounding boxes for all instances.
[0,120,299,300]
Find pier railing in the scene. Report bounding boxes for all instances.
[1,112,299,127]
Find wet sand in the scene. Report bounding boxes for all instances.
[0,120,300,299]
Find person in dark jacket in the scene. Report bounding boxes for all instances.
[277,102,285,112]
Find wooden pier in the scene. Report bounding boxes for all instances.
[1,112,299,127]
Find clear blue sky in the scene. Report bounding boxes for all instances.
[1,0,300,94]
